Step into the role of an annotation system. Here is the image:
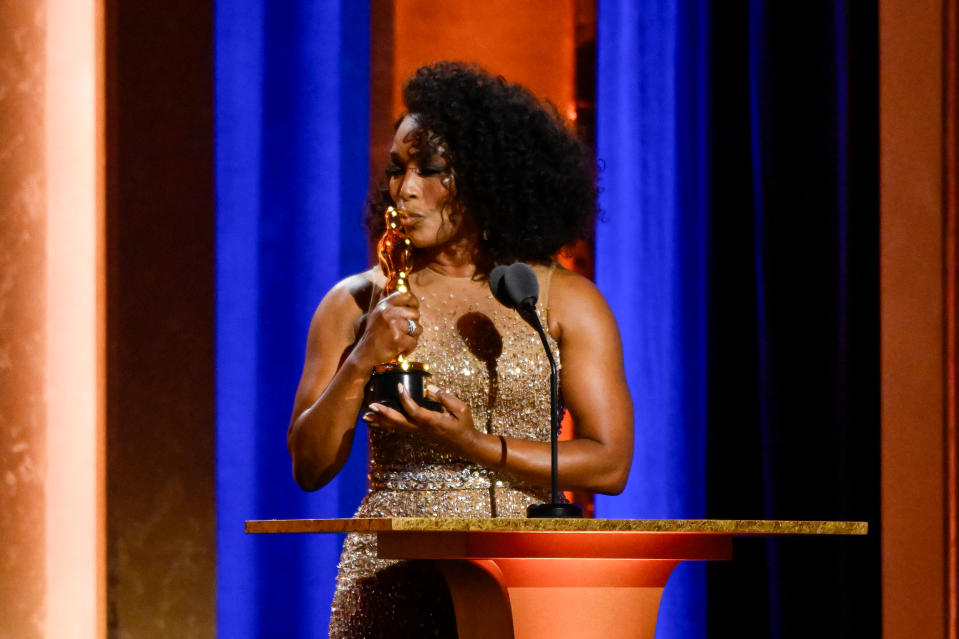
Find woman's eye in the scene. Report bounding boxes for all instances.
[385,165,403,178]
[417,166,447,177]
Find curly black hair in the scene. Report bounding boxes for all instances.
[365,61,597,267]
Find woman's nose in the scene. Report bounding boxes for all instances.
[398,170,420,200]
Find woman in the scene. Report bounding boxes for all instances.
[287,62,633,638]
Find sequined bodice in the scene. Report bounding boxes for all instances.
[367,263,559,492]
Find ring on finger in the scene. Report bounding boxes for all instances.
[407,318,418,336]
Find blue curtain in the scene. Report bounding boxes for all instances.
[594,2,710,638]
[215,1,370,636]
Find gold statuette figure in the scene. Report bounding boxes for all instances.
[363,206,441,413]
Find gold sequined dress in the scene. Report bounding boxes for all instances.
[328,263,559,638]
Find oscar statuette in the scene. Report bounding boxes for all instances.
[363,206,442,414]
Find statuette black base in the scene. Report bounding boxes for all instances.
[364,367,443,415]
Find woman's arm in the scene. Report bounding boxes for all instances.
[366,268,634,495]
[287,273,423,491]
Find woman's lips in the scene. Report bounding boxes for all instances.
[397,212,423,226]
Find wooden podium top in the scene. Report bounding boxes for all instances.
[245,517,867,536]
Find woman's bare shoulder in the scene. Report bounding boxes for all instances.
[317,268,382,313]
[307,268,383,341]
[547,264,618,340]
[549,264,611,310]
[549,263,599,292]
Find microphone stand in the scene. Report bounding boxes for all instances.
[520,303,583,519]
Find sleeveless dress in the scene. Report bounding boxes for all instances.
[328,263,560,638]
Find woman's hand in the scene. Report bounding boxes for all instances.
[362,384,479,455]
[350,291,423,369]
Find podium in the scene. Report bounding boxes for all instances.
[246,518,867,639]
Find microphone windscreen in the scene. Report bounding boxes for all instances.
[488,265,513,308]
[504,263,540,308]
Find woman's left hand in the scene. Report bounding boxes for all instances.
[362,384,478,454]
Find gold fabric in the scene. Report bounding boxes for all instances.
[329,263,559,638]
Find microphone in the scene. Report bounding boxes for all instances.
[489,263,583,518]
[490,262,539,316]
[488,264,513,308]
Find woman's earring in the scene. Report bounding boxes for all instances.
[482,229,489,241]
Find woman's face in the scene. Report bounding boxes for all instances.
[387,115,467,248]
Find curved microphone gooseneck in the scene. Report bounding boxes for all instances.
[489,263,583,518]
